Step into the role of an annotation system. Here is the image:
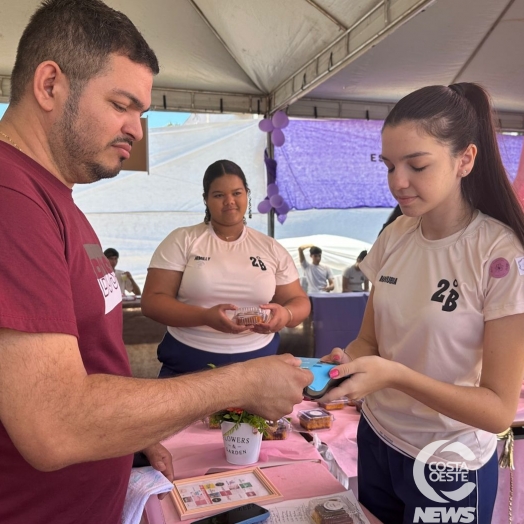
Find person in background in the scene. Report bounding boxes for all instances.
[0,2,312,523]
[104,247,141,296]
[298,244,334,293]
[321,83,524,523]
[141,159,310,377]
[342,250,369,292]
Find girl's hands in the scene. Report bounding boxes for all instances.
[249,303,288,335]
[318,355,401,403]
[203,304,250,334]
[320,347,352,365]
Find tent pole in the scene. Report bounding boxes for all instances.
[267,133,275,238]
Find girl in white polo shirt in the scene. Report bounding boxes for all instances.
[322,83,524,523]
[142,160,310,377]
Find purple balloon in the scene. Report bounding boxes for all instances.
[277,213,287,225]
[271,128,285,147]
[276,201,290,215]
[272,111,289,129]
[257,199,272,214]
[258,118,274,133]
[267,183,279,197]
[269,194,284,209]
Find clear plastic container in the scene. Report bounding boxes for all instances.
[308,497,357,524]
[298,408,333,430]
[263,418,292,440]
[317,398,348,411]
[232,306,270,326]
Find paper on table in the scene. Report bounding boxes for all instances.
[122,467,174,524]
[264,490,370,524]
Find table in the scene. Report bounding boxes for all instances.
[141,385,524,524]
[122,296,142,309]
[144,462,380,524]
[293,392,524,524]
[160,418,324,480]
[309,293,369,358]
[142,413,381,524]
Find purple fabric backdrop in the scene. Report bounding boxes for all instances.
[273,119,523,210]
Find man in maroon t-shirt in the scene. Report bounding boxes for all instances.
[0,2,312,524]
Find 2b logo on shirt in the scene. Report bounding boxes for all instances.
[431,279,460,312]
[249,256,267,271]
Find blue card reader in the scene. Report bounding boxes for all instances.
[299,357,345,400]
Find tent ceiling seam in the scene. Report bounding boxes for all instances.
[150,86,268,115]
[186,0,263,94]
[302,0,347,31]
[451,0,516,84]
[268,0,436,113]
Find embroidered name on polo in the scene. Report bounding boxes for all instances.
[379,275,398,285]
[194,256,211,261]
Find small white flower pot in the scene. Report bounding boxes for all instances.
[221,421,263,465]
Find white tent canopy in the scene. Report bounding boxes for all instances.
[71,115,384,290]
[1,0,523,128]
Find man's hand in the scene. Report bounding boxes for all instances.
[238,354,313,420]
[123,272,141,295]
[298,244,313,263]
[141,443,174,500]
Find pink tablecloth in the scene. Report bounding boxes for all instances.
[143,387,524,524]
[145,462,381,524]
[160,419,324,480]
[290,400,361,479]
[290,389,524,524]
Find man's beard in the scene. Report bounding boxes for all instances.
[49,90,125,184]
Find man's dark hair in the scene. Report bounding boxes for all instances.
[309,246,322,256]
[104,248,119,258]
[10,0,159,105]
[357,250,368,261]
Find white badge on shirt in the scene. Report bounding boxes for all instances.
[516,256,524,276]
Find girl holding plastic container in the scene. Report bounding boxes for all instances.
[142,160,309,377]
[321,83,524,523]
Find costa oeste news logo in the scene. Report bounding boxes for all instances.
[412,440,476,523]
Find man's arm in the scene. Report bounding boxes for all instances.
[124,272,141,295]
[0,329,312,472]
[322,267,335,292]
[298,244,313,264]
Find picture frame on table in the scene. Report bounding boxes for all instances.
[170,467,283,520]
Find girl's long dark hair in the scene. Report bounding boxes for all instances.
[384,83,524,247]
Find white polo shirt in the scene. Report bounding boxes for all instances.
[149,223,299,353]
[360,211,524,469]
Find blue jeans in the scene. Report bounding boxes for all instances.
[157,331,281,377]
[357,415,498,524]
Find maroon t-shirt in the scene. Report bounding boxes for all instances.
[0,142,133,524]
